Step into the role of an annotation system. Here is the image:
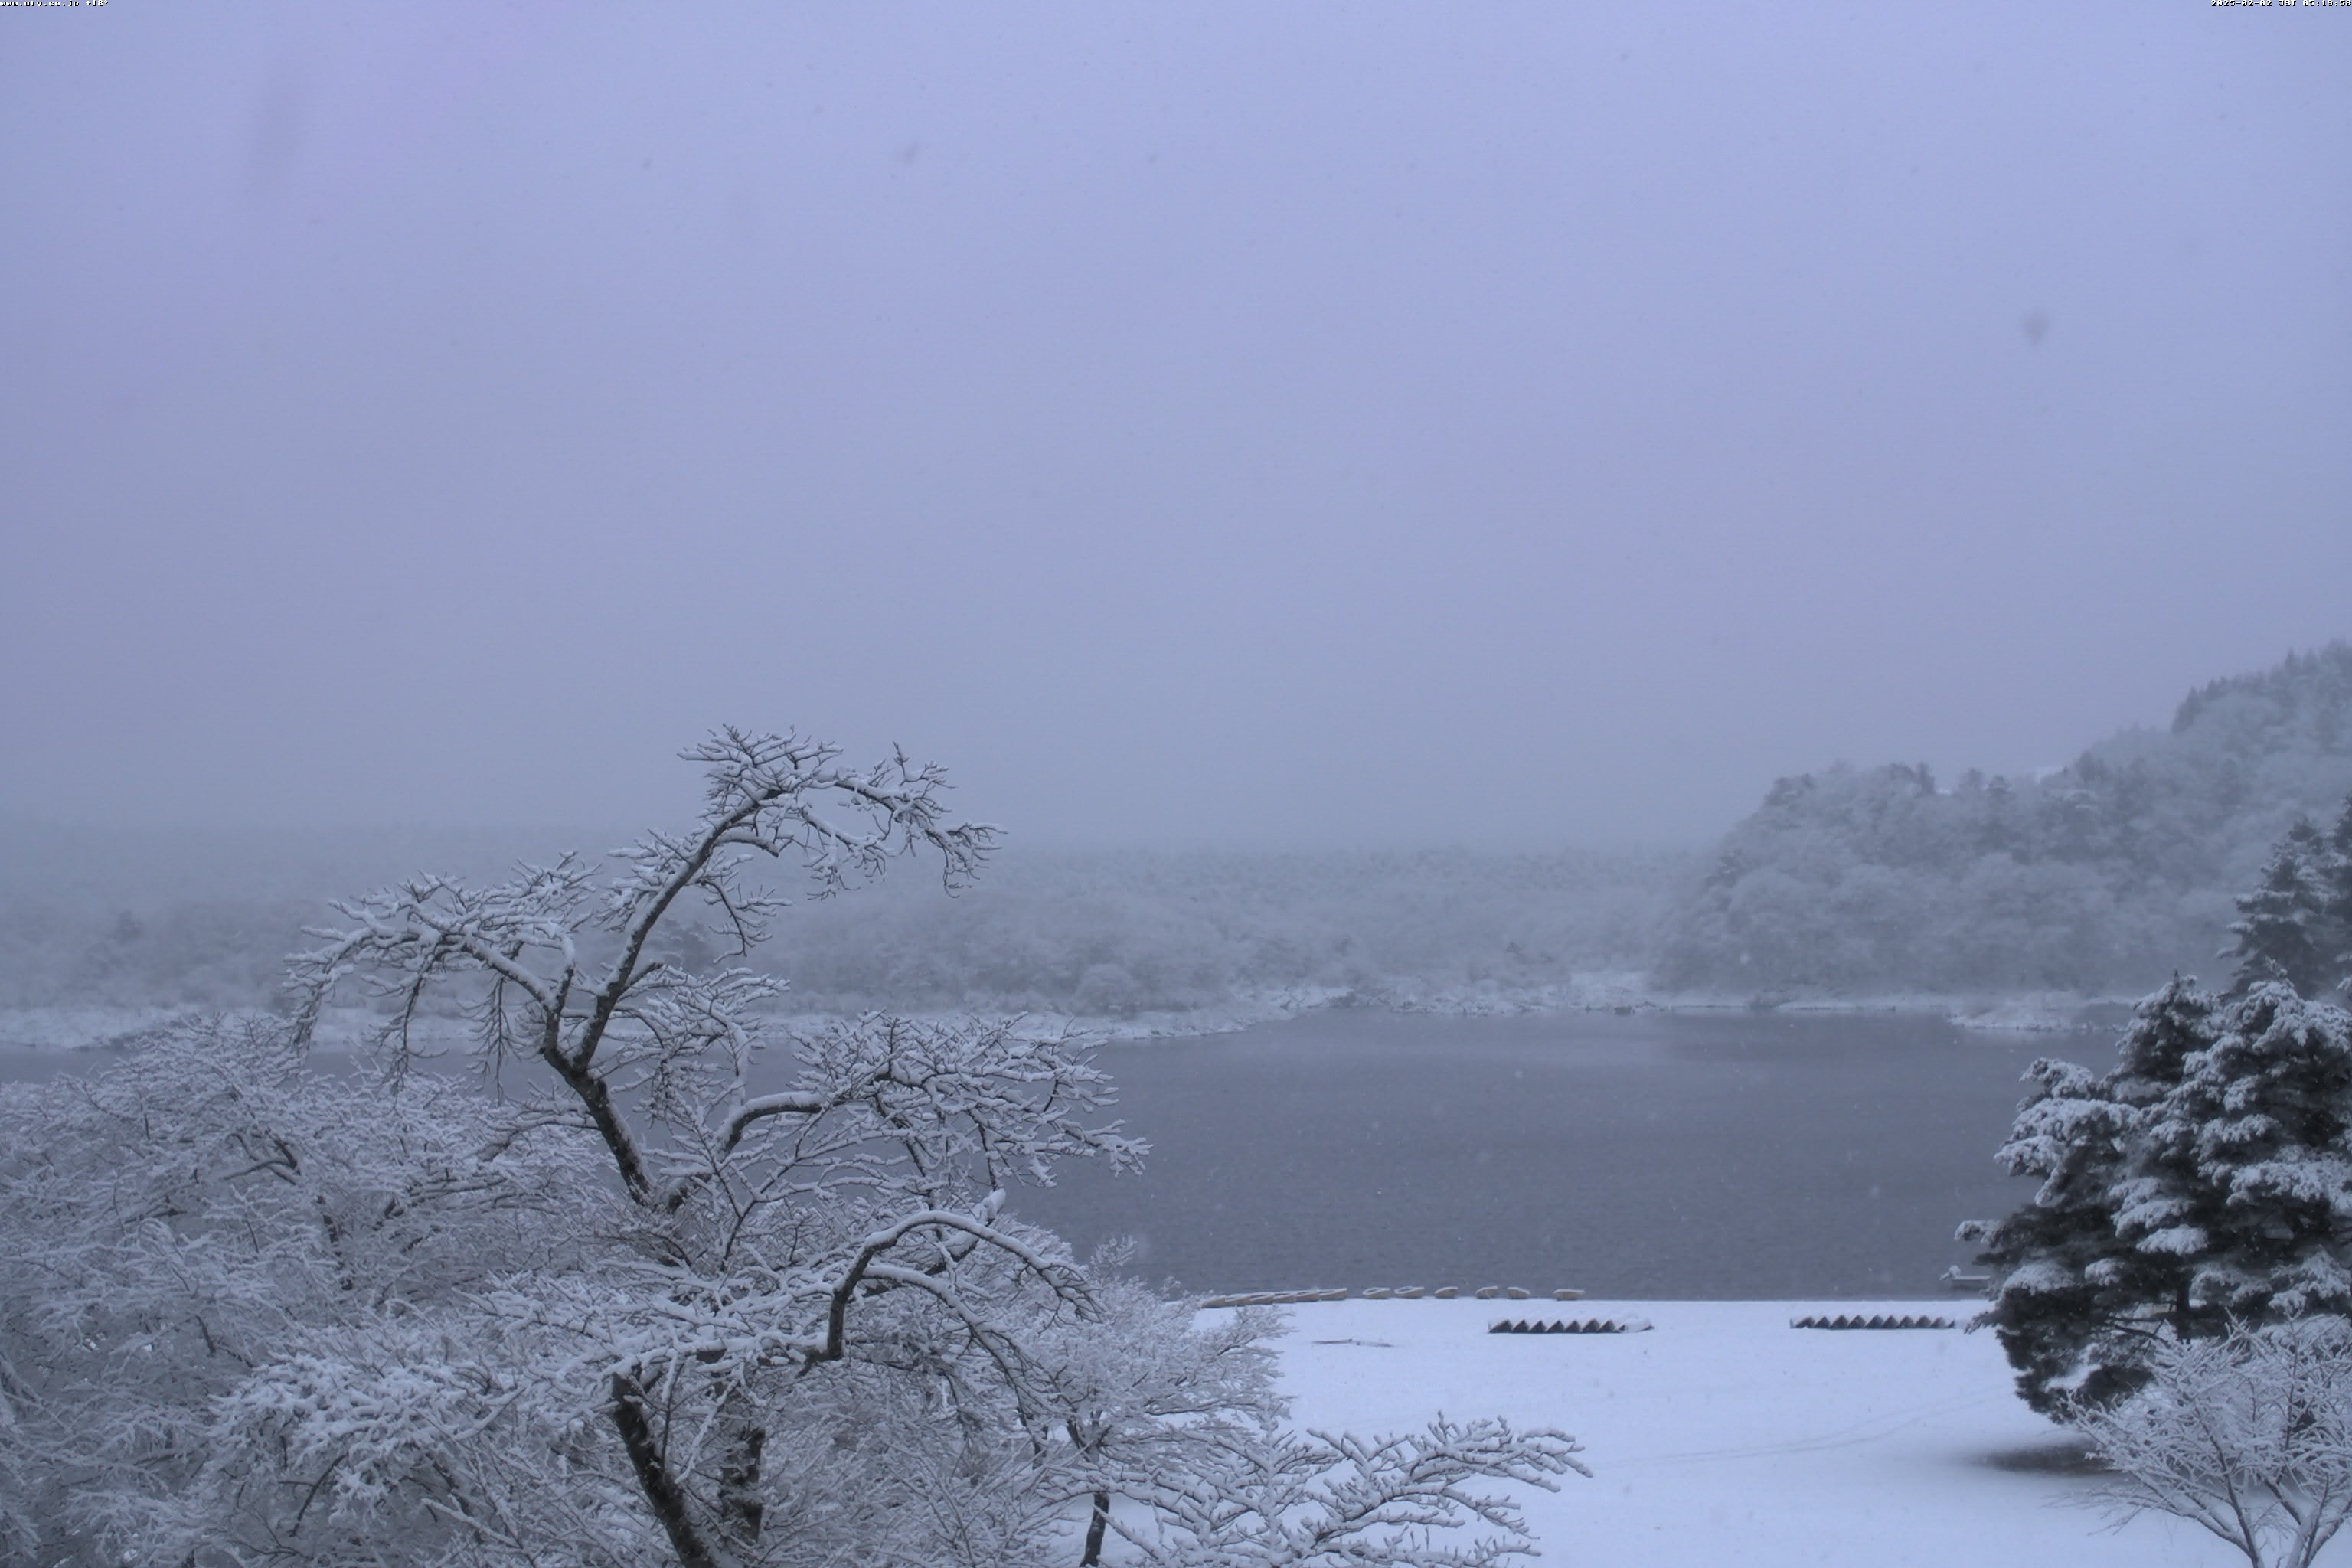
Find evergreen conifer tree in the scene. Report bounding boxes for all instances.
[2226,819,2335,997]
[1971,807,2352,1418]
[1966,973,2352,1417]
[2319,795,2352,987]
[1962,979,2218,1414]
[2145,982,2352,1320]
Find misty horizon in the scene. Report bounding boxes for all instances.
[1,636,2337,860]
[6,6,2348,851]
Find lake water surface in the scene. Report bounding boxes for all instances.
[1008,1008,2056,1300]
[0,1007,2071,1300]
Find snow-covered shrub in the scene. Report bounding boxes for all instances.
[2076,1318,2352,1568]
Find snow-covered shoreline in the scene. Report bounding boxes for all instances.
[1258,1295,2233,1566]
[0,1004,254,1054]
[0,980,2132,1056]
[964,980,2130,1043]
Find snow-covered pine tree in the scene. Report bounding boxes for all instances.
[2227,818,2339,998]
[1971,803,2352,1416]
[2320,795,2352,987]
[2140,982,2352,1321]
[1965,969,2352,1416]
[1960,979,2218,1414]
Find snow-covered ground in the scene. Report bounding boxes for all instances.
[1257,1297,2236,1566]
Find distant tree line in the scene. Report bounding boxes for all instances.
[13,645,2352,1021]
[0,848,1685,1023]
[1659,644,2352,997]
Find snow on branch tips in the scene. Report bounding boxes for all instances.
[3,728,1583,1568]
[2075,1318,2352,1568]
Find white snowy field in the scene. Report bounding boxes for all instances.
[1256,1298,2242,1566]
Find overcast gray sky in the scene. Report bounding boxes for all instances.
[4,4,2348,849]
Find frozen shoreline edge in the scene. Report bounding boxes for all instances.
[0,982,2135,1055]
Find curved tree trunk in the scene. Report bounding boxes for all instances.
[610,1372,722,1568]
[1083,1487,1111,1566]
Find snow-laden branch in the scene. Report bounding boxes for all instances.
[8,729,1589,1568]
[1111,1414,1589,1567]
[2076,1318,2352,1568]
[283,729,1001,1204]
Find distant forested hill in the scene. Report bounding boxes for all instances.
[1658,644,2352,997]
[18,648,2348,1022]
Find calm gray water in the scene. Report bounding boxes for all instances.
[1008,1009,2053,1300]
[0,1008,2065,1299]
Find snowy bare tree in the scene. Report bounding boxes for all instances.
[1110,1416,1586,1567]
[0,1016,607,1563]
[273,728,1135,1566]
[2074,1318,2352,1568]
[1032,1282,1290,1564]
[0,728,1584,1566]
